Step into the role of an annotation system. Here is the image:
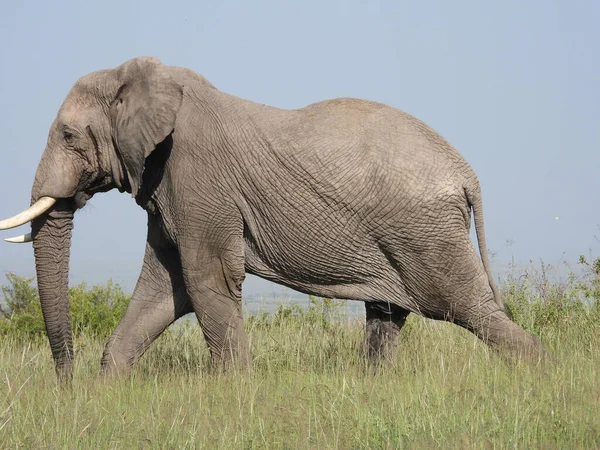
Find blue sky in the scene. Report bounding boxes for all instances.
[0,0,598,295]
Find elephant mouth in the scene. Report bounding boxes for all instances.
[75,177,117,208]
[85,175,117,196]
[74,192,92,209]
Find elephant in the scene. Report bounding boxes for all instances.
[0,57,541,381]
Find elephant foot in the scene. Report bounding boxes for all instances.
[458,307,549,364]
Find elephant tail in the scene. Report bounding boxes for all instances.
[464,183,506,313]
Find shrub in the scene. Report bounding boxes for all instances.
[502,257,600,336]
[0,274,130,339]
[69,280,130,337]
[577,254,600,308]
[0,274,44,338]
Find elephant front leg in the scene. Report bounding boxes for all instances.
[101,223,193,373]
[181,245,250,371]
[365,301,410,364]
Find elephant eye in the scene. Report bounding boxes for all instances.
[63,130,75,144]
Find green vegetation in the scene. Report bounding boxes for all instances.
[0,273,129,339]
[0,259,599,448]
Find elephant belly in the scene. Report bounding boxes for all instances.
[242,227,399,301]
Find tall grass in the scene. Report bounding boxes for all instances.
[0,261,599,448]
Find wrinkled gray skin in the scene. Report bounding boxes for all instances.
[26,57,540,381]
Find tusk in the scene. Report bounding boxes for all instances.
[0,197,56,230]
[5,233,32,243]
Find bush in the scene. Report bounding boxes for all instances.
[0,274,130,339]
[0,274,44,338]
[69,280,130,337]
[502,257,600,337]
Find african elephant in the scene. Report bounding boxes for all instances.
[0,57,541,381]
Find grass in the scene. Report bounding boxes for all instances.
[1,265,599,448]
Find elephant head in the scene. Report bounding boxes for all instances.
[0,57,184,380]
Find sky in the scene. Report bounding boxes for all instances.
[0,0,598,296]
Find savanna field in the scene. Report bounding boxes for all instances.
[1,258,599,449]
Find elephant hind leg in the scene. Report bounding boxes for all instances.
[383,236,542,359]
[364,301,410,363]
[425,250,541,358]
[450,288,542,358]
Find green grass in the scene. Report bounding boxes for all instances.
[1,263,599,448]
[1,313,598,448]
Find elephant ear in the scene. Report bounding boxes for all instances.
[110,57,183,197]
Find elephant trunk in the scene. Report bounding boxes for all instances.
[16,145,83,382]
[31,204,75,382]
